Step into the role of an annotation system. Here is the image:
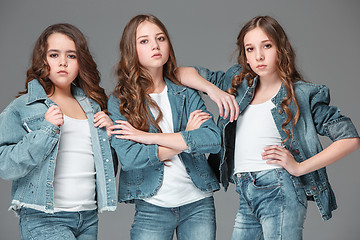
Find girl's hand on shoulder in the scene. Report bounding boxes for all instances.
[94,111,113,137]
[206,85,239,122]
[185,110,211,131]
[262,145,302,176]
[109,120,153,144]
[45,105,64,127]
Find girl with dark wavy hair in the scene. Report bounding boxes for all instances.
[178,15,359,239]
[0,23,117,239]
[108,14,221,240]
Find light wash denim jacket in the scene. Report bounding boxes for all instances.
[0,79,117,214]
[108,78,221,203]
[195,64,359,221]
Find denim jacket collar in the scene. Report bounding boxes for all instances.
[164,77,187,95]
[27,80,50,105]
[27,79,86,106]
[238,75,287,107]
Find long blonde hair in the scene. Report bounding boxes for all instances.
[113,14,180,132]
[228,16,303,145]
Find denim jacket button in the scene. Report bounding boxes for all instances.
[54,129,59,134]
[293,149,300,155]
[312,186,316,191]
[277,109,283,114]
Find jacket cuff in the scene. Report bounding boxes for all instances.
[325,117,359,141]
[40,121,61,138]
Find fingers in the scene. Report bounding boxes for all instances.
[110,120,135,137]
[45,105,63,127]
[262,145,287,159]
[186,110,211,131]
[224,94,239,122]
[94,111,113,128]
[188,110,203,122]
[216,101,224,118]
[232,96,240,121]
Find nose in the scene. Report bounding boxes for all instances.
[152,40,160,50]
[256,49,264,61]
[59,56,68,67]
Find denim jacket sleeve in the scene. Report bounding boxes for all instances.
[0,105,60,180]
[193,64,242,91]
[179,88,221,154]
[107,95,160,171]
[310,85,359,141]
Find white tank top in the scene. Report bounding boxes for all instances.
[234,98,283,173]
[53,115,97,212]
[144,85,211,207]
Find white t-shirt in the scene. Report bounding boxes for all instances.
[53,115,97,212]
[234,98,283,173]
[144,85,211,207]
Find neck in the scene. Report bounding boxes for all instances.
[148,68,166,94]
[258,73,282,90]
[48,86,74,102]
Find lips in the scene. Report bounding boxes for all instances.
[57,70,68,74]
[256,65,267,69]
[152,53,162,58]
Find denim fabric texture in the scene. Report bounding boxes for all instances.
[131,197,216,240]
[108,78,221,203]
[0,79,117,213]
[231,169,307,240]
[19,208,98,240]
[195,64,359,220]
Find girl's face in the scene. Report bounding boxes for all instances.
[46,33,79,90]
[135,20,169,72]
[244,27,278,80]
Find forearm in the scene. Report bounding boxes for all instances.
[298,137,360,176]
[177,67,214,93]
[149,132,188,151]
[158,146,182,161]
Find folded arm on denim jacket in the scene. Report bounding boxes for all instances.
[0,108,60,180]
[178,87,221,154]
[108,95,174,171]
[177,65,241,122]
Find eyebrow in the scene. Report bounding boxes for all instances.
[47,49,77,54]
[244,39,271,47]
[137,32,165,40]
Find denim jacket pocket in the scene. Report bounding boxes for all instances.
[23,115,45,132]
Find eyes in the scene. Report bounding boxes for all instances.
[138,35,166,44]
[48,53,77,59]
[245,43,272,52]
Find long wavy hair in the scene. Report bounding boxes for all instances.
[228,16,303,145]
[19,23,108,110]
[113,14,180,132]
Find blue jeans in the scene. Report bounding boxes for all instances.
[231,169,307,240]
[131,196,216,240]
[19,208,98,240]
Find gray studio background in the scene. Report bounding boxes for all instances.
[1,0,359,239]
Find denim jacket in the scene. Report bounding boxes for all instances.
[0,79,117,214]
[195,64,359,220]
[108,78,221,203]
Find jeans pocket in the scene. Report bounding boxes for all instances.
[290,175,308,209]
[251,169,281,189]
